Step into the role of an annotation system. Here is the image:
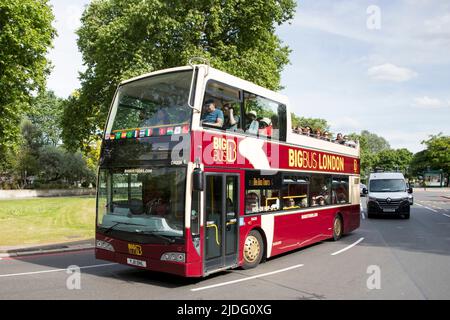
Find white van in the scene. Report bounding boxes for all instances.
[362,172,412,219]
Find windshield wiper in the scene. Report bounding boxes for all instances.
[104,222,145,234]
[136,230,176,243]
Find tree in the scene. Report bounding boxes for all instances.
[348,130,391,181]
[29,91,64,146]
[0,0,56,163]
[62,0,297,151]
[372,148,413,177]
[291,113,330,132]
[412,134,450,186]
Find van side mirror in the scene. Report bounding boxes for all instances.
[193,168,204,191]
[363,188,368,195]
[408,187,413,194]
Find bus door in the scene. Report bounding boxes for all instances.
[204,173,239,274]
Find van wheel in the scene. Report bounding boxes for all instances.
[332,215,343,241]
[242,230,264,269]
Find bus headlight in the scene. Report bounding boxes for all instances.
[161,252,185,262]
[96,240,115,252]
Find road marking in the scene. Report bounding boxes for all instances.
[0,263,118,278]
[190,264,304,292]
[416,203,438,212]
[331,237,364,256]
[443,214,450,218]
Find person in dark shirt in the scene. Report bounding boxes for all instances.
[223,103,240,131]
[201,99,224,128]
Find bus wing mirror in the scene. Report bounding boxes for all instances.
[363,188,368,195]
[193,168,204,191]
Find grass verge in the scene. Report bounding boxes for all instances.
[0,197,95,247]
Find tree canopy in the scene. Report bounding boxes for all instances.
[62,0,297,151]
[0,0,56,164]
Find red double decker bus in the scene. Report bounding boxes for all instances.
[95,64,360,277]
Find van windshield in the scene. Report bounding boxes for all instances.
[369,179,406,193]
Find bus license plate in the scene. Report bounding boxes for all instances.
[127,258,147,268]
[383,208,396,212]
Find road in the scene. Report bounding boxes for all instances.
[1,190,449,300]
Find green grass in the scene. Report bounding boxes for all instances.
[0,197,96,247]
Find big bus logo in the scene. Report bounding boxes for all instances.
[212,137,237,163]
[128,243,142,256]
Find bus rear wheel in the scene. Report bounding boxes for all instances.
[242,230,264,269]
[332,215,343,241]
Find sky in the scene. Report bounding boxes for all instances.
[47,0,450,153]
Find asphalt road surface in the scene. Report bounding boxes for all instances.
[1,190,449,300]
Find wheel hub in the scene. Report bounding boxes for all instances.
[244,235,260,263]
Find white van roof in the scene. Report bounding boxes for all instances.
[369,172,405,180]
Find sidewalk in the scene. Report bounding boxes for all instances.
[0,238,95,258]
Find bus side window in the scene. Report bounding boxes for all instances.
[201,81,241,132]
[243,92,286,141]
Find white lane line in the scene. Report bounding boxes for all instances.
[191,264,304,292]
[331,237,364,256]
[443,214,450,218]
[0,263,118,278]
[416,203,438,212]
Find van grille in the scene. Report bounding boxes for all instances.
[376,198,402,208]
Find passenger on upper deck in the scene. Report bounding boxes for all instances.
[245,110,259,134]
[201,99,224,128]
[334,133,345,145]
[222,103,240,132]
[258,117,273,137]
[302,126,311,136]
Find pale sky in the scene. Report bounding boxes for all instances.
[47,0,450,153]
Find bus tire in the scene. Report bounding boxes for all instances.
[242,230,264,269]
[332,215,343,241]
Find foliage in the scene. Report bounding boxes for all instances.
[0,0,56,163]
[291,113,330,132]
[372,148,413,177]
[62,0,296,151]
[28,91,64,146]
[411,133,450,186]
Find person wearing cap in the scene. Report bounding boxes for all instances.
[201,99,224,128]
[245,110,259,134]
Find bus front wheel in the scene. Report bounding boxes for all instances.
[242,230,264,269]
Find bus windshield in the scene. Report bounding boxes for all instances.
[369,179,406,193]
[105,70,193,134]
[97,167,186,243]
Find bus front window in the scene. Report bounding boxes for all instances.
[97,167,186,243]
[105,71,193,135]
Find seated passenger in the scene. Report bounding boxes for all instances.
[283,198,296,209]
[300,197,308,208]
[141,108,170,127]
[334,133,345,144]
[302,126,311,136]
[245,110,259,134]
[245,192,260,213]
[223,103,240,131]
[323,131,332,141]
[313,129,322,139]
[258,117,273,137]
[201,99,224,128]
